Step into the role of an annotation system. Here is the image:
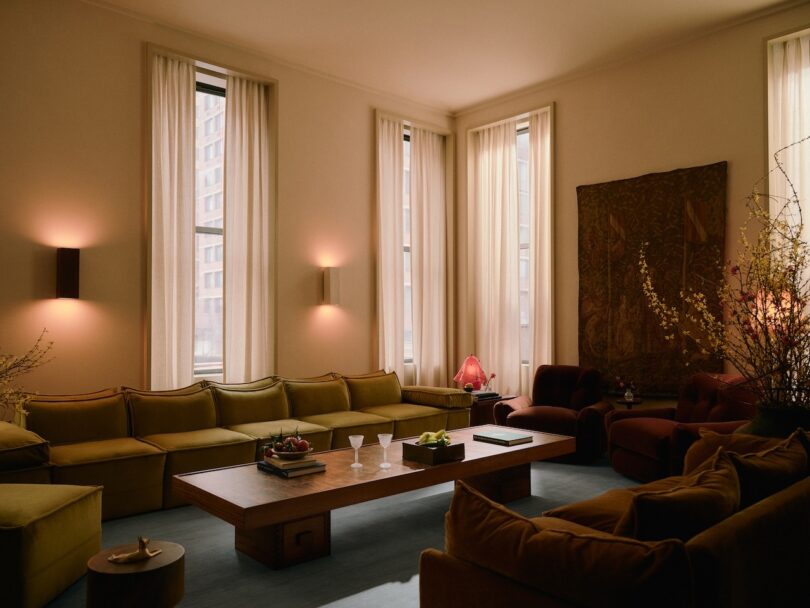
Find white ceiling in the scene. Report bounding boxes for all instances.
[94,0,793,112]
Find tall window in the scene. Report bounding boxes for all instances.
[151,52,274,389]
[377,114,449,384]
[403,129,413,363]
[469,109,552,395]
[194,79,226,376]
[517,125,530,364]
[768,29,810,251]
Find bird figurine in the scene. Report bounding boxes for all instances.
[107,536,162,563]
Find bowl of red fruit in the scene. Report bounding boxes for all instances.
[266,434,312,460]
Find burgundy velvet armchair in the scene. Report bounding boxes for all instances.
[606,372,756,482]
[493,365,612,463]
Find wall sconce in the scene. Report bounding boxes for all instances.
[321,267,339,305]
[56,248,80,298]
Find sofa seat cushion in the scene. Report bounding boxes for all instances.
[285,378,351,418]
[226,419,332,455]
[49,438,166,520]
[345,372,402,410]
[142,428,256,508]
[0,484,102,608]
[50,437,164,465]
[445,481,692,608]
[610,417,676,460]
[128,388,218,436]
[543,474,697,533]
[141,427,253,451]
[26,393,129,445]
[298,411,394,449]
[213,381,290,426]
[614,450,740,542]
[683,430,782,474]
[726,431,808,508]
[360,404,448,439]
[446,408,470,430]
[402,386,473,409]
[506,405,576,436]
[0,422,49,470]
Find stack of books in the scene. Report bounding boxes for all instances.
[471,389,501,400]
[257,455,326,478]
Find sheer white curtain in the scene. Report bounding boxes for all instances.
[769,33,810,247]
[410,127,448,386]
[150,54,195,390]
[529,111,553,386]
[224,75,274,383]
[376,115,405,379]
[470,120,522,394]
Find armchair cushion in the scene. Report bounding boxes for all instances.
[445,481,692,608]
[614,449,740,542]
[402,386,473,409]
[609,417,676,461]
[506,406,576,436]
[605,407,676,428]
[493,395,532,425]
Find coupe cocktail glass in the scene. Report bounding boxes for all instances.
[349,435,364,469]
[378,433,393,469]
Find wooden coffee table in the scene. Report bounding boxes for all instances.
[172,425,574,568]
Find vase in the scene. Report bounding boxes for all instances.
[623,388,634,402]
[734,406,810,438]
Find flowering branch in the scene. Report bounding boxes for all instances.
[0,329,53,423]
[640,136,810,410]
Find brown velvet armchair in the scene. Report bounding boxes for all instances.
[493,365,612,463]
[606,372,756,482]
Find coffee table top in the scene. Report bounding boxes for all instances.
[173,425,574,529]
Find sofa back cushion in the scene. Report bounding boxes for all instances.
[0,422,49,469]
[26,393,129,444]
[344,372,402,409]
[285,378,351,418]
[122,381,206,396]
[206,376,278,391]
[127,388,217,436]
[445,481,692,608]
[726,431,808,508]
[213,382,290,426]
[614,449,740,542]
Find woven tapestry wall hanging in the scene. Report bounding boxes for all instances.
[577,161,726,396]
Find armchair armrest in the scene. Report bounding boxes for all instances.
[493,395,532,426]
[672,420,749,475]
[605,407,676,429]
[575,401,614,461]
[401,386,473,409]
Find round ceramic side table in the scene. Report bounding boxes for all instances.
[86,540,185,608]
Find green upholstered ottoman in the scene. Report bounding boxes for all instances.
[0,483,102,608]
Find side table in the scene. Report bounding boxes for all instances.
[471,394,515,426]
[614,398,643,410]
[86,540,185,607]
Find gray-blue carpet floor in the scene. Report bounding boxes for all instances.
[51,458,636,607]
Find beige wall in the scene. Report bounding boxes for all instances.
[0,0,450,393]
[454,3,810,367]
[3,0,810,395]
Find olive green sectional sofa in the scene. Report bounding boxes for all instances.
[0,371,471,519]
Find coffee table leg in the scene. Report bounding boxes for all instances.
[235,511,331,568]
[462,463,531,503]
